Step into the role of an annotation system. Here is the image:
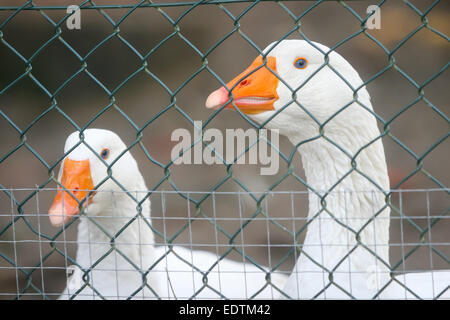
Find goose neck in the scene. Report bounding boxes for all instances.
[75,192,155,270]
[289,124,391,269]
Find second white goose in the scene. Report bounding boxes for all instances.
[49,128,287,299]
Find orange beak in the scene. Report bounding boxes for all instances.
[205,56,279,114]
[48,158,95,227]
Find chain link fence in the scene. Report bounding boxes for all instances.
[0,0,448,299]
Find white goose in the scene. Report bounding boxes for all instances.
[48,128,288,299]
[205,39,450,299]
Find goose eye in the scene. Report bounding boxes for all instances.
[294,57,308,69]
[100,148,110,160]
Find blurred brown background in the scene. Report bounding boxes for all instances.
[0,0,448,299]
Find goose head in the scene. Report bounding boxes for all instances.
[48,129,144,227]
[206,39,373,141]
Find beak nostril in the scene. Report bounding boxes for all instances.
[240,79,250,87]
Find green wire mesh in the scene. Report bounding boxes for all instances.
[0,0,448,299]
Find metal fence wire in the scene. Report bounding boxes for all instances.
[0,0,449,299]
